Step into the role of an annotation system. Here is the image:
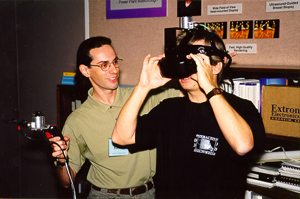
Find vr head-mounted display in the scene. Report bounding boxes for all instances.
[159,24,232,79]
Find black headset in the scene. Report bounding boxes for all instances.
[159,25,232,79]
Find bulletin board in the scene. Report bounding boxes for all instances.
[89,0,300,85]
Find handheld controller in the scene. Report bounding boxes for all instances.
[27,111,64,140]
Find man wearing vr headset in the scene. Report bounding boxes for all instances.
[112,27,265,198]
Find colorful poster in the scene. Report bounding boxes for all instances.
[177,0,202,17]
[206,22,227,39]
[230,20,253,39]
[106,0,167,19]
[254,19,280,39]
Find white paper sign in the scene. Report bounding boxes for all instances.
[226,44,257,54]
[207,3,242,15]
[266,1,300,12]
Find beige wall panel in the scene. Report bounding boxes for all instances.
[89,0,300,85]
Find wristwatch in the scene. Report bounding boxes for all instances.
[206,88,223,100]
[56,159,66,166]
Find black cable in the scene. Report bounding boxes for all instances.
[190,77,206,94]
[49,141,76,199]
[191,77,198,85]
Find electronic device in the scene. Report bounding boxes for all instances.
[27,111,64,140]
[18,111,76,199]
[158,23,232,79]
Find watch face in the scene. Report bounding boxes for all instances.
[213,88,223,94]
[207,88,223,100]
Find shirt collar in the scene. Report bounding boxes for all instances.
[87,87,124,112]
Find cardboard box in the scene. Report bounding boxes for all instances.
[261,85,300,138]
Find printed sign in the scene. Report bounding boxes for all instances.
[107,0,167,19]
[266,0,300,12]
[226,44,257,54]
[207,3,242,15]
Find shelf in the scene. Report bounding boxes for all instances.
[228,66,300,79]
[56,85,87,130]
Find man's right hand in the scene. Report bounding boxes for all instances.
[138,54,171,91]
[49,135,70,163]
[50,135,76,188]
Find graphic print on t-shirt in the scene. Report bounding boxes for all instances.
[193,134,218,156]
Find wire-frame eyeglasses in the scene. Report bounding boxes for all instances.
[90,57,123,71]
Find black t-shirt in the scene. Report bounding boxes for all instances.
[135,93,266,199]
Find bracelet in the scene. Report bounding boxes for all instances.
[56,159,66,166]
[206,88,223,100]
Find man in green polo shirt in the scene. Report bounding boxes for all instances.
[50,36,180,198]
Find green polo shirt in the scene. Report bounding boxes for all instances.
[62,86,179,189]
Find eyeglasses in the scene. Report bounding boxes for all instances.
[90,58,123,71]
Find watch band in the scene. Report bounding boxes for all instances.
[206,88,223,100]
[56,159,66,166]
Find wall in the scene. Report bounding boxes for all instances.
[89,0,300,85]
[0,0,85,197]
[17,0,85,125]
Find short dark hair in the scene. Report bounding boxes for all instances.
[74,36,114,97]
[76,36,112,68]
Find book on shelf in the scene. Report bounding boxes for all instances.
[71,99,82,111]
[222,78,260,110]
[222,77,291,113]
[63,72,76,76]
[61,72,75,85]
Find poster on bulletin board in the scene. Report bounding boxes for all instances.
[229,20,253,39]
[254,19,280,39]
[206,22,227,39]
[106,0,167,19]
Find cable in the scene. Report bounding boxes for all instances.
[190,77,207,94]
[265,146,300,163]
[64,155,76,199]
[191,77,200,89]
[50,141,77,199]
[18,127,77,199]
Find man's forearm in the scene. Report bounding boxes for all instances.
[112,85,150,145]
[209,94,254,155]
[56,163,76,188]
